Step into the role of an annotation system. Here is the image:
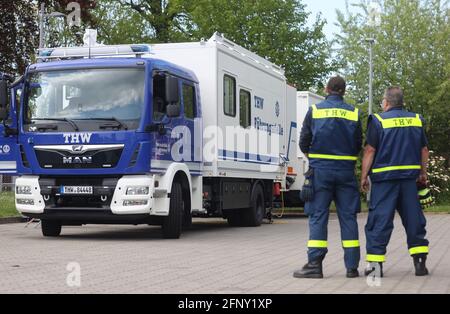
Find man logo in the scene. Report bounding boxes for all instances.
[71,145,85,154]
[63,156,93,165]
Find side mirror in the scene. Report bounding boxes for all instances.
[0,107,7,121]
[167,104,181,118]
[165,76,180,104]
[0,80,8,107]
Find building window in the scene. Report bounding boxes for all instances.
[240,89,251,128]
[224,75,236,117]
[182,84,196,119]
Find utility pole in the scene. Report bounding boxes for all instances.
[366,38,375,115]
[39,3,45,49]
[366,2,381,115]
[38,3,66,49]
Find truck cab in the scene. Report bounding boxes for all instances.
[0,45,204,238]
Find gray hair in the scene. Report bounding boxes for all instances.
[384,86,404,108]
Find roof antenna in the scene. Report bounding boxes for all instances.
[83,29,98,59]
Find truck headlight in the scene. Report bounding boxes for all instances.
[126,186,150,195]
[16,186,32,195]
[123,200,148,206]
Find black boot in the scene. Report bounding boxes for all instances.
[364,262,383,278]
[346,269,359,278]
[293,259,324,279]
[413,254,429,277]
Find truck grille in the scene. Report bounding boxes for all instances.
[34,145,124,169]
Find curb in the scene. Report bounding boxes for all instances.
[0,217,29,225]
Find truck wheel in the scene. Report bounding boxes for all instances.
[227,211,243,227]
[183,210,192,230]
[244,184,265,227]
[41,220,62,237]
[162,182,183,239]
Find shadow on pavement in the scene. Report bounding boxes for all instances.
[24,215,307,241]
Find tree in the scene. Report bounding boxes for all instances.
[0,1,97,76]
[42,0,98,47]
[96,0,333,90]
[188,0,332,89]
[336,0,449,153]
[93,0,156,44]
[113,0,191,43]
[0,1,38,74]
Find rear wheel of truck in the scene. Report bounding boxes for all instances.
[227,211,243,227]
[41,220,62,237]
[162,182,183,239]
[243,184,265,227]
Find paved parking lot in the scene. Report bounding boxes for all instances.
[0,213,449,294]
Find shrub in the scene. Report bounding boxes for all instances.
[428,151,450,203]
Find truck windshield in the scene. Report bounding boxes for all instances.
[25,68,145,131]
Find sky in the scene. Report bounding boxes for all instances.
[302,0,359,40]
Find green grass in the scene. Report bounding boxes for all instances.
[0,192,19,218]
[0,191,448,219]
[424,205,450,213]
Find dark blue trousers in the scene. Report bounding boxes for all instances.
[365,179,429,262]
[305,168,361,270]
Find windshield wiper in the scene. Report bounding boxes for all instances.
[80,118,129,131]
[31,118,80,132]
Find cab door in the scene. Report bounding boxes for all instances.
[0,77,20,175]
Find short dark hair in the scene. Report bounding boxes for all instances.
[327,76,346,96]
[384,86,404,107]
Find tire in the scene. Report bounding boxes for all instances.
[182,209,192,230]
[227,211,243,227]
[41,220,62,237]
[182,189,192,230]
[162,182,183,239]
[243,184,265,227]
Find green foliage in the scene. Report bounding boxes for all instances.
[0,192,18,218]
[0,1,38,74]
[93,0,162,44]
[95,0,334,90]
[0,1,97,75]
[187,0,333,89]
[428,151,450,203]
[44,0,98,48]
[336,0,450,153]
[1,1,334,89]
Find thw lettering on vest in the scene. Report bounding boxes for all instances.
[324,109,348,118]
[375,114,422,129]
[393,118,413,127]
[63,133,93,144]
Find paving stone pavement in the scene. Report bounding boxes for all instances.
[0,213,449,294]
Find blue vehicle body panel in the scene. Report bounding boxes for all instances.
[0,57,202,176]
[0,81,20,174]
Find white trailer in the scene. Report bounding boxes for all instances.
[151,33,298,225]
[283,91,324,207]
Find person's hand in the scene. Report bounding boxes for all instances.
[418,171,428,186]
[361,176,370,193]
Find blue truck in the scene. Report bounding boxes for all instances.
[0,35,301,239]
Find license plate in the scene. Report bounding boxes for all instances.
[61,186,93,195]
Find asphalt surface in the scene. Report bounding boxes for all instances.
[0,213,449,294]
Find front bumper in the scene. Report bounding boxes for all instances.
[16,175,157,216]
